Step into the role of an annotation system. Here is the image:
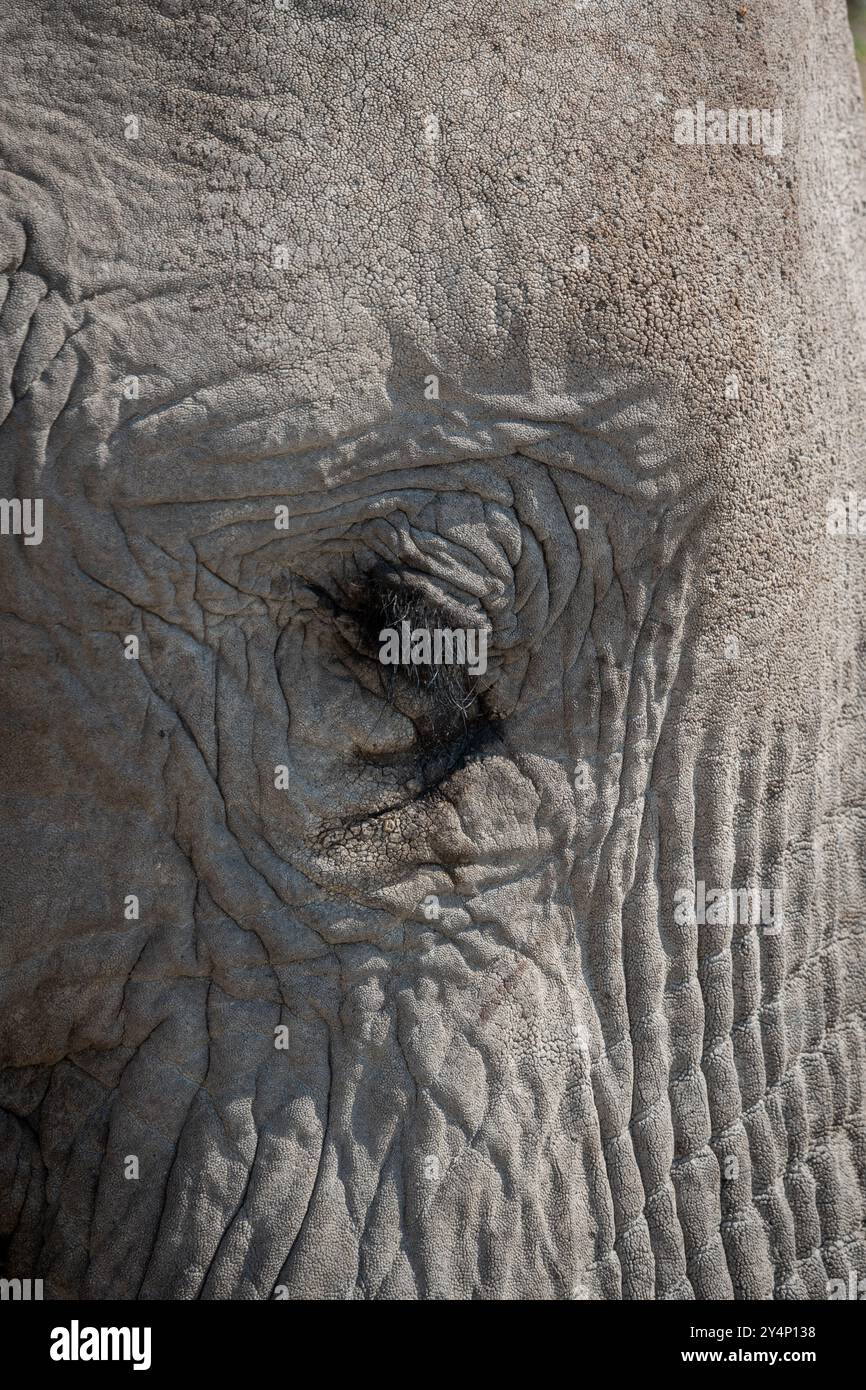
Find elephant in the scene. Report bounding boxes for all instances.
[1,0,865,1302]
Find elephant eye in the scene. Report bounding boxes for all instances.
[323,570,497,792]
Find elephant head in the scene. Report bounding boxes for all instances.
[1,0,865,1300]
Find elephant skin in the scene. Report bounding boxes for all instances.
[1,0,866,1300]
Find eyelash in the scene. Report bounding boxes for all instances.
[310,571,497,790]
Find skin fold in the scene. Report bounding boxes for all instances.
[1,0,865,1300]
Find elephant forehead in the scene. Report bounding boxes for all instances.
[158,14,790,389]
[1,0,797,414]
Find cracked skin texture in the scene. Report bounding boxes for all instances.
[1,0,866,1301]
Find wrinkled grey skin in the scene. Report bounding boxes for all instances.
[1,0,866,1301]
